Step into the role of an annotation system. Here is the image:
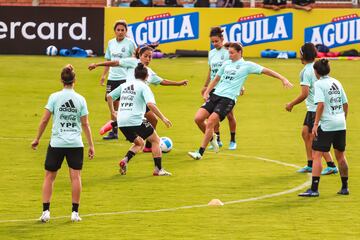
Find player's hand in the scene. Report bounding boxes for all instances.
[162,118,172,128]
[282,79,293,89]
[240,86,245,96]
[31,139,39,150]
[100,76,105,86]
[180,80,188,86]
[312,124,318,137]
[88,146,95,160]
[88,63,97,71]
[202,91,209,101]
[285,103,293,112]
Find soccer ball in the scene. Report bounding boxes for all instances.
[46,45,58,56]
[160,137,173,153]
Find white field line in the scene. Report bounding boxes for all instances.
[0,138,310,223]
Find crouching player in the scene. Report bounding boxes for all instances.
[107,63,172,176]
[299,59,349,197]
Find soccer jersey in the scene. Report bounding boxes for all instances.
[118,58,163,86]
[214,58,263,102]
[109,79,156,127]
[208,47,229,81]
[300,63,317,112]
[45,89,88,148]
[105,37,137,81]
[314,76,348,131]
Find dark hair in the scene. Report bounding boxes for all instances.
[313,59,330,76]
[134,63,148,80]
[300,43,317,62]
[210,27,223,38]
[135,46,153,59]
[228,42,243,52]
[113,20,128,31]
[61,65,75,85]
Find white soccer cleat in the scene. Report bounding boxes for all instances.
[71,211,82,222]
[39,210,50,223]
[210,133,219,153]
[153,168,172,176]
[187,151,202,160]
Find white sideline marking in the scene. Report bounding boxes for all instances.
[0,142,310,223]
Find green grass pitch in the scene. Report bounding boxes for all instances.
[0,55,359,239]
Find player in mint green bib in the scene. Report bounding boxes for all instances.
[285,43,336,175]
[188,42,293,160]
[299,59,349,197]
[202,27,239,151]
[31,65,95,222]
[100,20,137,140]
[89,45,188,152]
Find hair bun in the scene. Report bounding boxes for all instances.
[137,63,144,69]
[321,59,329,64]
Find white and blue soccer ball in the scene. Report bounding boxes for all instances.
[160,137,173,153]
[46,45,58,56]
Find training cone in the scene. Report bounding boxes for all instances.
[208,199,224,206]
[100,120,114,135]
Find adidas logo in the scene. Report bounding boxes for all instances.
[122,84,136,95]
[328,83,340,95]
[59,99,77,113]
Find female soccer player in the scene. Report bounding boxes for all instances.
[101,19,137,140]
[188,42,293,160]
[32,65,95,222]
[299,59,349,197]
[204,27,238,150]
[286,43,337,175]
[89,45,188,152]
[107,63,172,176]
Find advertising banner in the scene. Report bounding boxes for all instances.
[0,7,104,55]
[105,8,360,57]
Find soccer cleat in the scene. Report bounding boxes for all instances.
[153,168,172,176]
[71,211,82,222]
[296,166,312,173]
[337,188,349,195]
[39,210,50,223]
[119,159,127,175]
[208,141,223,150]
[321,166,339,175]
[209,133,219,153]
[298,188,320,197]
[143,147,152,153]
[228,141,237,150]
[103,131,118,140]
[187,151,202,160]
[99,120,114,135]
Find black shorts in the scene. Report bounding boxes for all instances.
[45,145,84,171]
[146,105,150,113]
[312,127,346,152]
[263,0,286,5]
[292,0,314,5]
[303,111,316,133]
[105,79,126,101]
[201,94,235,121]
[119,120,155,142]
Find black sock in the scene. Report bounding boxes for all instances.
[341,177,348,189]
[307,160,313,168]
[327,161,336,168]
[311,176,320,192]
[154,157,162,170]
[72,203,79,213]
[145,141,152,148]
[43,202,50,212]
[215,132,220,141]
[199,147,205,156]
[111,121,118,128]
[230,132,236,142]
[125,151,135,163]
[112,126,118,135]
